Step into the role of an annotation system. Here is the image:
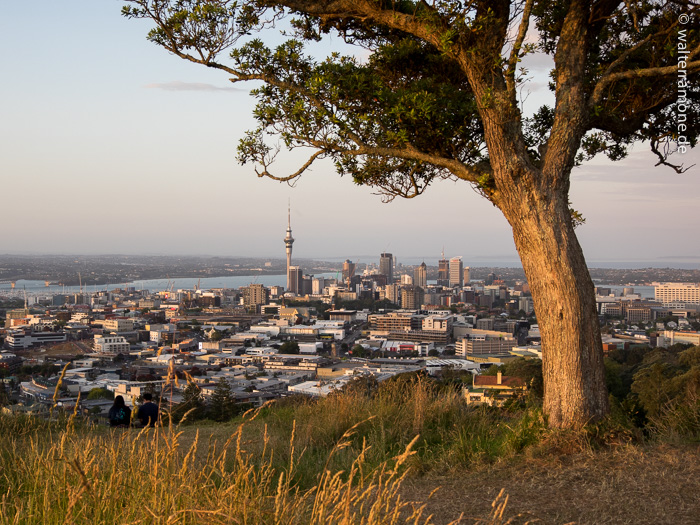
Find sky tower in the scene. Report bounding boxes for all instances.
[284,203,294,290]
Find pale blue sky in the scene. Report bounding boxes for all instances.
[0,1,697,267]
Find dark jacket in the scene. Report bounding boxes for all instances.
[137,402,159,427]
[108,405,131,427]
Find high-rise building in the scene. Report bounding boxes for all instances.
[284,204,295,291]
[380,253,393,284]
[288,266,303,295]
[414,262,427,289]
[242,284,269,311]
[301,275,313,296]
[401,285,425,310]
[463,266,471,284]
[437,251,449,287]
[449,257,463,288]
[385,283,400,305]
[342,259,356,282]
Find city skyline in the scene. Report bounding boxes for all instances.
[1,1,698,266]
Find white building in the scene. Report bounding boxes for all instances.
[449,257,463,288]
[657,330,700,348]
[94,334,130,354]
[422,315,453,332]
[655,283,700,306]
[5,330,67,350]
[103,318,134,333]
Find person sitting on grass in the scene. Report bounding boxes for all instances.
[137,392,159,427]
[108,395,131,428]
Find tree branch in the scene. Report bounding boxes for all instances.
[505,0,534,100]
[651,135,696,174]
[254,149,326,182]
[542,0,591,185]
[232,72,485,184]
[591,46,700,107]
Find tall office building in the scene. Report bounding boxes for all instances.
[463,266,471,284]
[414,262,427,289]
[288,266,303,295]
[342,259,356,282]
[437,250,449,286]
[284,204,295,291]
[449,257,463,288]
[379,253,393,284]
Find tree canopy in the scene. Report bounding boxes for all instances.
[123,0,699,429]
[123,0,698,190]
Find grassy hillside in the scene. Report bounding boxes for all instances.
[1,371,699,524]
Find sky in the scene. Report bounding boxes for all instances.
[0,1,698,268]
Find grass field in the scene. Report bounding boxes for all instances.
[1,374,698,524]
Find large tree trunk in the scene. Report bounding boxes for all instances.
[499,186,609,429]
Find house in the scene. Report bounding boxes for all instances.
[464,372,527,406]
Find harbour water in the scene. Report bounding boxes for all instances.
[0,273,334,299]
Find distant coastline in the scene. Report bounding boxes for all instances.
[0,254,698,292]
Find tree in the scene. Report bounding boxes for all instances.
[351,343,367,357]
[210,329,225,341]
[87,387,114,400]
[174,381,206,422]
[484,357,544,398]
[123,0,700,428]
[279,340,300,354]
[0,383,9,407]
[209,377,236,421]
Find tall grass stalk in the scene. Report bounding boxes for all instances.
[0,410,448,524]
[1,374,554,524]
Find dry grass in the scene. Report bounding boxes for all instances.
[3,371,699,524]
[400,442,700,524]
[0,412,455,525]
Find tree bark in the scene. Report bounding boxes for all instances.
[498,185,609,429]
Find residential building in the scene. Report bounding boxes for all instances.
[242,284,269,311]
[94,334,130,354]
[465,372,527,406]
[422,315,453,332]
[368,312,424,332]
[385,283,400,305]
[103,318,134,333]
[518,296,534,314]
[400,285,424,310]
